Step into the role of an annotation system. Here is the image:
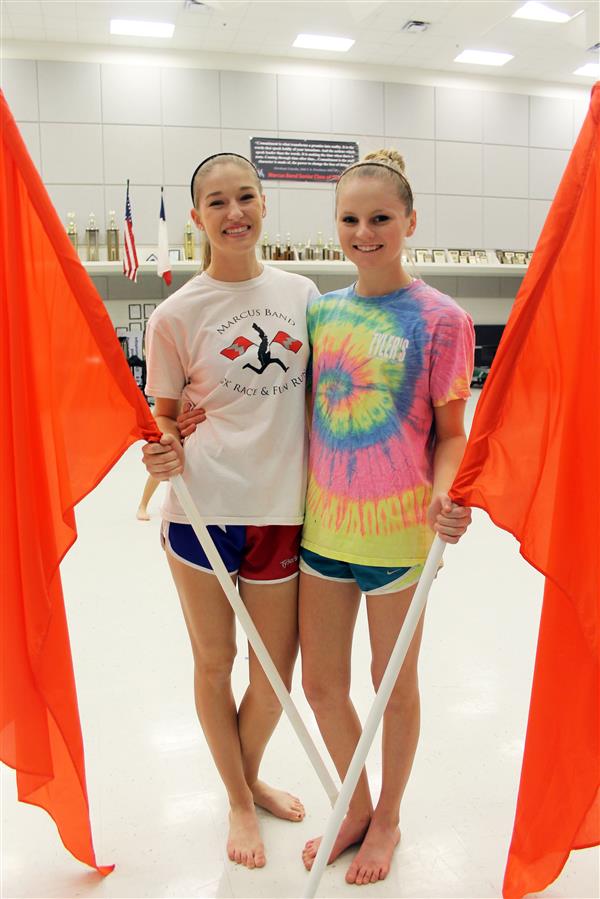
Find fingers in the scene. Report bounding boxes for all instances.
[141,436,183,480]
[437,508,472,527]
[176,407,206,438]
[434,504,472,543]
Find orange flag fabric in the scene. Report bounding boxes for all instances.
[450,83,599,899]
[0,90,161,872]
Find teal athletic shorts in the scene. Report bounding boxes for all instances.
[299,547,423,596]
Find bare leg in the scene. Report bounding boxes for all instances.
[237,577,305,822]
[346,584,424,885]
[166,553,265,869]
[299,574,373,870]
[136,475,160,520]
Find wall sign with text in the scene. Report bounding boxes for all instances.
[251,137,359,183]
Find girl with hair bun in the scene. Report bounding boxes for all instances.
[141,153,318,869]
[299,149,475,885]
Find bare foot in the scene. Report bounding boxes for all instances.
[251,780,305,821]
[136,506,150,521]
[345,818,400,885]
[227,805,266,869]
[302,812,371,871]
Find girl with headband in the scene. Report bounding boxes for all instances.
[299,150,475,885]
[141,153,318,869]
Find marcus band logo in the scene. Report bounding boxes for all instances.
[220,323,303,375]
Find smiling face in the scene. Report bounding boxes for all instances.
[335,175,416,273]
[191,161,265,259]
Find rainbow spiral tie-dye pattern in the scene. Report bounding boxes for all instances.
[302,281,474,567]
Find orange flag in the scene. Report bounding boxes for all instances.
[0,90,161,872]
[450,83,599,898]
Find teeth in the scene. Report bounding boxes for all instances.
[225,225,250,234]
[355,245,381,252]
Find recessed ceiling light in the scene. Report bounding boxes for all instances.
[110,19,175,38]
[573,62,600,77]
[454,49,514,66]
[293,34,355,52]
[511,2,577,23]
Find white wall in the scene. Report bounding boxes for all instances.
[1,49,592,324]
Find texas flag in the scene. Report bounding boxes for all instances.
[157,187,172,286]
[272,330,303,353]
[221,336,255,359]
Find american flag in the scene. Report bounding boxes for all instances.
[123,179,139,282]
[157,187,172,286]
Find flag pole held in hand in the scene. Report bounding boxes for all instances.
[170,473,339,807]
[303,535,446,899]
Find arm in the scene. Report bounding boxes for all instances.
[142,397,185,481]
[427,399,472,544]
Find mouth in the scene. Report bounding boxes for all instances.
[353,244,383,254]
[223,224,252,237]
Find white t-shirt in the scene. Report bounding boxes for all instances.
[145,266,319,525]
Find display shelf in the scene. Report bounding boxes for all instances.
[84,259,527,278]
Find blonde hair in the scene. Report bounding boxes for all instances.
[336,149,413,214]
[191,154,263,270]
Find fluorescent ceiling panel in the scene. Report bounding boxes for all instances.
[454,49,514,66]
[110,19,175,38]
[511,2,576,23]
[573,62,600,76]
[293,34,355,52]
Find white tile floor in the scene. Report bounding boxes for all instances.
[2,392,598,899]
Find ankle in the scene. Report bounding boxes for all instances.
[228,791,255,813]
[346,806,373,825]
[371,808,400,829]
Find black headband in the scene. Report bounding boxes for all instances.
[190,153,259,202]
[337,160,414,207]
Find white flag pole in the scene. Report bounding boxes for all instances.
[170,473,338,807]
[303,535,446,899]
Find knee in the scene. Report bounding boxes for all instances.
[194,645,236,687]
[247,674,286,716]
[372,665,420,715]
[302,672,350,715]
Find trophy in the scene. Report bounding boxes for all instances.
[184,220,195,260]
[66,211,78,252]
[85,212,99,262]
[106,210,120,261]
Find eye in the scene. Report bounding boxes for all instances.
[373,214,390,223]
[240,193,256,201]
[208,200,224,207]
[341,215,358,224]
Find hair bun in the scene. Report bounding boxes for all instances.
[363,149,406,173]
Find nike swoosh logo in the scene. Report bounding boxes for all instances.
[386,569,402,575]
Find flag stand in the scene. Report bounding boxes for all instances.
[170,474,339,807]
[303,535,446,899]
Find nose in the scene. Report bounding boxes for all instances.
[226,201,244,220]
[355,219,374,241]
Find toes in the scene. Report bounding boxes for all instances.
[302,850,315,871]
[255,850,266,868]
[358,867,371,885]
[370,869,379,884]
[345,864,359,884]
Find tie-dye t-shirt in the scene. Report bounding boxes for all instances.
[302,280,475,567]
